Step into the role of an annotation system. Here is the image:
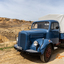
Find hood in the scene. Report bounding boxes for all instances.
[21,29,48,34]
[21,29,48,38]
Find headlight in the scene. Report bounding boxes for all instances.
[34,41,38,46]
[16,37,18,42]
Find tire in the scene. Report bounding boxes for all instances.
[40,44,52,62]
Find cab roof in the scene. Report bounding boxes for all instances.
[33,20,58,23]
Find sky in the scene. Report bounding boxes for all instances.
[0,0,64,21]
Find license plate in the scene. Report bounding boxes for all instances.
[17,46,22,50]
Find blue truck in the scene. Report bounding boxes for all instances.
[14,14,64,62]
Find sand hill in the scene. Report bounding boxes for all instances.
[0,17,33,43]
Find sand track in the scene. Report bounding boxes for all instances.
[0,48,64,64]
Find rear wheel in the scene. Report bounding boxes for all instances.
[40,44,52,62]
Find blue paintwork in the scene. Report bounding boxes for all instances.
[17,29,47,50]
[60,33,64,39]
[30,38,53,54]
[14,20,60,54]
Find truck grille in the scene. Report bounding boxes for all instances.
[18,32,26,50]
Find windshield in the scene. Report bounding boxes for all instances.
[32,21,49,29]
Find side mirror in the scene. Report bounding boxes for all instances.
[56,26,59,29]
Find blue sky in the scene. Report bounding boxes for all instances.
[0,0,64,21]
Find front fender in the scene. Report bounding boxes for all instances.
[40,39,52,49]
[40,39,53,54]
[30,38,53,54]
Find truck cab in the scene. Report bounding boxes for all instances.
[14,20,60,62]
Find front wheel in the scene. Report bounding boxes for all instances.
[40,44,52,62]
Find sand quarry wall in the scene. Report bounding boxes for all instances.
[0,17,33,48]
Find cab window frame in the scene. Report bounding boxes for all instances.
[51,22,59,30]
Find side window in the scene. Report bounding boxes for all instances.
[54,23,59,29]
[51,22,59,30]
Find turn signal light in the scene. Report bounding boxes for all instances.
[49,40,50,42]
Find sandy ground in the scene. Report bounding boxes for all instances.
[0,48,64,64]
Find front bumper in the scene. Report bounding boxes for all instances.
[14,44,41,54]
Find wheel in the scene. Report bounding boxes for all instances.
[40,44,52,62]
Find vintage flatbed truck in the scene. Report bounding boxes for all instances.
[14,14,64,62]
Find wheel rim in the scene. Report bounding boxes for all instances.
[45,46,51,60]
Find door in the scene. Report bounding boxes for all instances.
[50,22,59,44]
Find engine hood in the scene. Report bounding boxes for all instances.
[21,29,48,38]
[21,29,48,34]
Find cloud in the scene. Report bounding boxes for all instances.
[0,0,64,21]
